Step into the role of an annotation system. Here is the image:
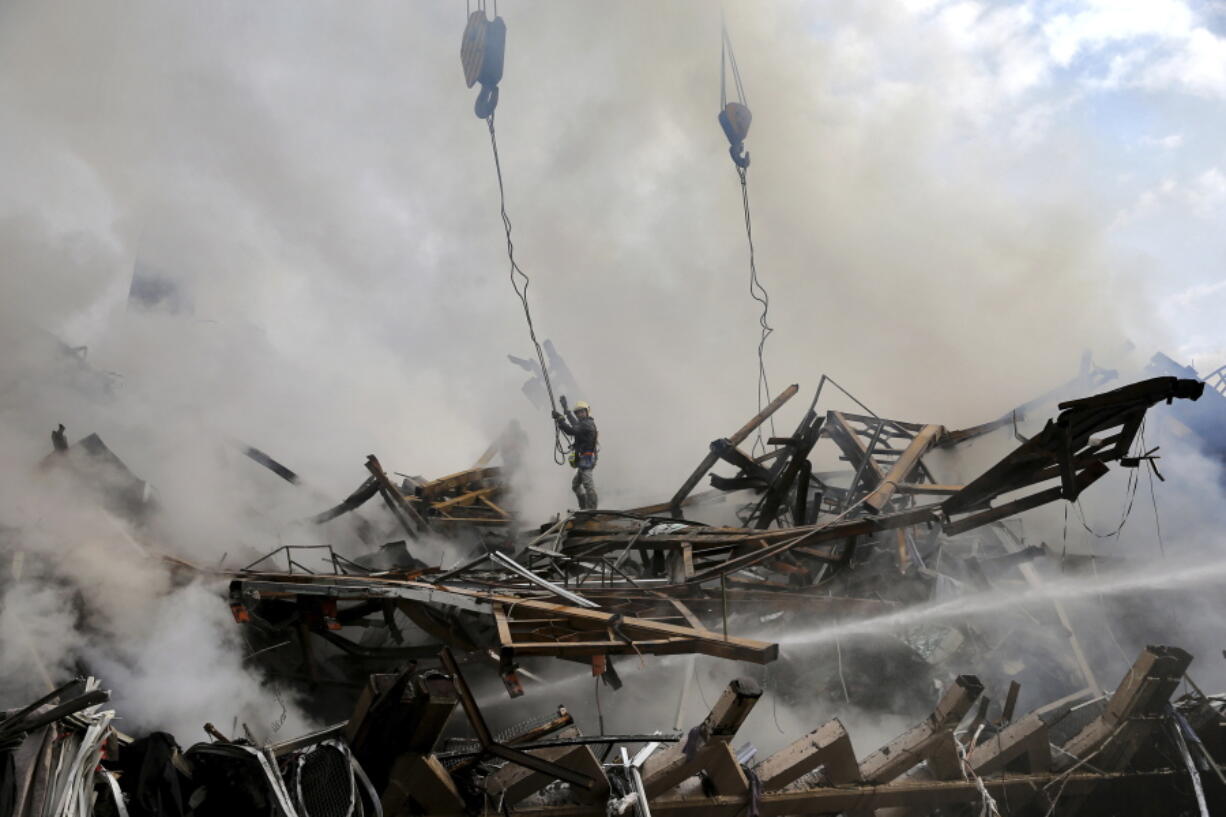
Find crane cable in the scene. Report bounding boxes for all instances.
[722,21,775,457]
[720,23,747,113]
[485,111,568,465]
[462,3,567,464]
[738,165,774,459]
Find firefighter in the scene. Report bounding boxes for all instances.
[553,401,598,510]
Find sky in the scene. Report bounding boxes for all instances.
[885,0,1226,370]
[2,0,1226,733]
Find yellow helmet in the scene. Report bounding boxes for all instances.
[574,401,591,412]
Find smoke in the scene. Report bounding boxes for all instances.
[0,0,1221,749]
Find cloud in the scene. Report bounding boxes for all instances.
[1141,132,1185,149]
[1113,166,1226,229]
[1038,0,1226,97]
[1165,276,1226,308]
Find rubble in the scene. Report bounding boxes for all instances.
[3,645,1225,816]
[7,367,1226,816]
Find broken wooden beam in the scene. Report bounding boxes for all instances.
[366,454,427,538]
[858,675,984,784]
[825,411,886,493]
[1060,644,1192,770]
[967,711,1051,776]
[670,385,799,514]
[941,460,1109,537]
[751,717,860,790]
[485,726,610,805]
[639,677,762,797]
[233,576,779,665]
[863,424,943,513]
[508,770,1176,817]
[383,753,465,816]
[440,647,596,791]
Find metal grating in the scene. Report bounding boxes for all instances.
[291,741,355,817]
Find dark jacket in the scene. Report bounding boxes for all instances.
[557,412,598,455]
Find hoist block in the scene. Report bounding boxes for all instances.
[720,102,752,144]
[719,103,752,168]
[461,10,487,89]
[480,17,506,89]
[461,11,506,90]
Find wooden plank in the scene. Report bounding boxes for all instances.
[498,602,775,663]
[942,461,1108,537]
[967,712,1051,775]
[1061,645,1191,768]
[684,505,940,584]
[440,648,595,791]
[752,718,860,790]
[892,483,964,496]
[1053,646,1191,815]
[640,678,762,797]
[431,487,497,511]
[669,385,799,513]
[668,543,695,583]
[858,676,983,784]
[752,412,823,528]
[504,771,1176,817]
[711,440,774,485]
[382,753,464,816]
[702,741,750,796]
[494,604,513,648]
[419,466,502,499]
[863,424,943,513]
[838,413,927,434]
[240,574,779,664]
[480,495,510,517]
[473,441,499,468]
[825,412,885,491]
[507,639,700,657]
[485,726,610,805]
[366,455,427,537]
[667,598,710,632]
[921,730,962,780]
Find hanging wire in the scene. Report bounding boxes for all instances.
[721,18,774,456]
[1073,422,1148,540]
[485,111,568,464]
[738,164,775,457]
[1074,463,1138,539]
[1141,421,1167,557]
[720,17,748,111]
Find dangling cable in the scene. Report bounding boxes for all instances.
[721,23,748,112]
[486,111,568,465]
[720,18,774,456]
[1140,420,1166,557]
[1074,424,1145,539]
[738,165,775,457]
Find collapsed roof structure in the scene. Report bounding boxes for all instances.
[9,364,1226,816]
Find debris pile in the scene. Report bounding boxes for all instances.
[4,645,1225,816]
[8,363,1226,816]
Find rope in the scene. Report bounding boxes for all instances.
[484,111,568,465]
[955,724,1002,817]
[720,17,772,455]
[720,19,748,110]
[738,164,775,457]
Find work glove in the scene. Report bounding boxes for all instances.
[551,410,562,421]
